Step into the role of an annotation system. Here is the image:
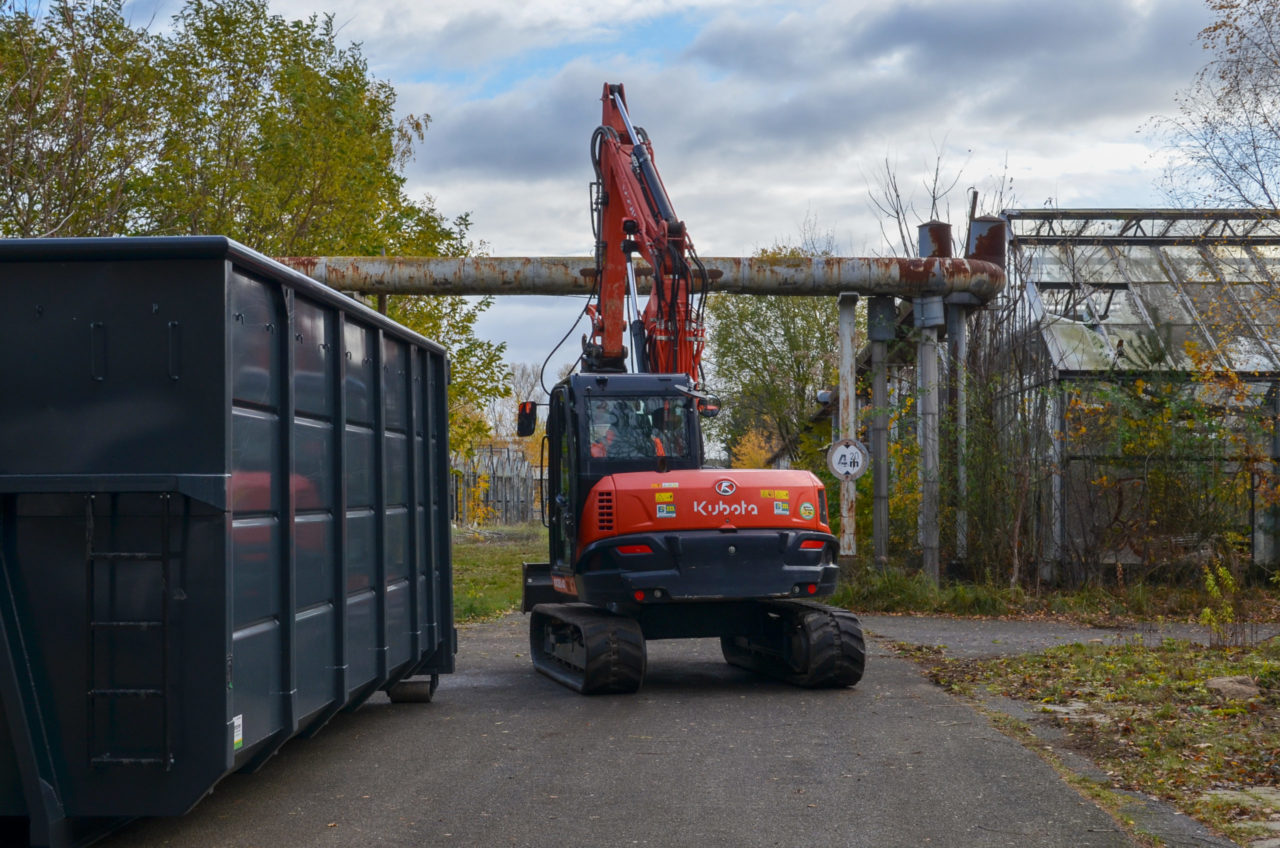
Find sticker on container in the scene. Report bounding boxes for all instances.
[800,502,816,520]
[655,491,674,503]
[774,501,790,516]
[761,489,789,499]
[657,503,677,518]
[233,714,243,751]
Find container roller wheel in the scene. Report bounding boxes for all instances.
[386,673,440,703]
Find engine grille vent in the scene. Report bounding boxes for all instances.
[596,491,615,532]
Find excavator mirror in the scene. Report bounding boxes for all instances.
[517,401,538,437]
[698,397,721,419]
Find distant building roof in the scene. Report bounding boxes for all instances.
[1006,209,1280,377]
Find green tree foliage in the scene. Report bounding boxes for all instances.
[705,243,838,464]
[0,0,158,236]
[143,0,441,255]
[1,0,509,454]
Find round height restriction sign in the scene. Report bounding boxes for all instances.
[827,438,870,481]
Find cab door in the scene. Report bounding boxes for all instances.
[547,384,576,569]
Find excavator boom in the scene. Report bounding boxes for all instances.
[586,83,708,383]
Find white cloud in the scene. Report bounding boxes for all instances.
[124,0,1219,369]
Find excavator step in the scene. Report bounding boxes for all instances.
[529,603,646,695]
[721,600,865,689]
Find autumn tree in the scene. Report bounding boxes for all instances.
[1159,0,1280,208]
[704,220,839,464]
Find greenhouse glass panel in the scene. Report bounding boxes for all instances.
[1114,246,1169,284]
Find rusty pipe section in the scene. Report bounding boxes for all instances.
[278,255,1005,301]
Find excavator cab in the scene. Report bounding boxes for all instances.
[540,373,701,577]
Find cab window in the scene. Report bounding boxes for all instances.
[587,396,689,460]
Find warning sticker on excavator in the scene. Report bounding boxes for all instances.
[552,574,577,595]
[760,489,789,499]
[655,492,674,503]
[651,481,679,488]
[657,504,676,518]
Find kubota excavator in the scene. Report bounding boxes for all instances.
[517,83,865,694]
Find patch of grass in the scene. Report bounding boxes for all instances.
[452,523,546,622]
[834,563,1279,625]
[831,565,1024,616]
[917,638,1280,842]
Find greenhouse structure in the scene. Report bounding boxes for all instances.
[997,209,1280,583]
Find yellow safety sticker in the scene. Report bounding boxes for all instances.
[760,489,789,499]
[655,491,674,502]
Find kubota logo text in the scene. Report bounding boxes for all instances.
[693,500,759,517]
[714,479,736,496]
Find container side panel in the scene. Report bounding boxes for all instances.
[292,296,340,722]
[383,337,409,433]
[294,419,335,509]
[346,510,376,593]
[421,346,454,671]
[344,323,374,427]
[228,273,286,759]
[230,621,283,753]
[343,321,380,692]
[345,427,375,510]
[385,507,409,582]
[385,579,411,669]
[345,591,376,691]
[295,513,335,609]
[229,277,280,410]
[294,603,335,718]
[385,433,409,508]
[294,299,335,419]
[230,409,281,514]
[231,517,280,626]
[0,259,225,476]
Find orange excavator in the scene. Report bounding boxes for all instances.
[517,84,865,694]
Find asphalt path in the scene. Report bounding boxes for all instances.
[98,612,1148,848]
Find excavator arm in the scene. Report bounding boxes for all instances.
[585,83,708,384]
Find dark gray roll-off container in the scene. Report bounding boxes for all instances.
[0,237,455,846]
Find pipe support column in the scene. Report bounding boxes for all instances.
[867,297,896,569]
[837,293,859,557]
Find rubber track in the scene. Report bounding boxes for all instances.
[530,603,646,695]
[722,601,865,689]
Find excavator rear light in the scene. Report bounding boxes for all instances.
[799,539,826,550]
[633,590,645,602]
[617,544,652,555]
[807,583,818,595]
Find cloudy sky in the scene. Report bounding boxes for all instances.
[125,0,1217,376]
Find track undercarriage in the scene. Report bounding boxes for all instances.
[529,600,865,694]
